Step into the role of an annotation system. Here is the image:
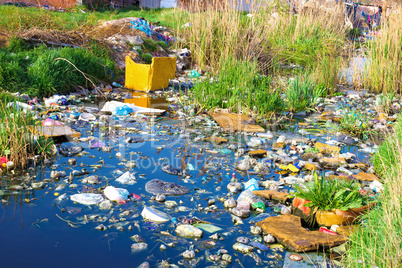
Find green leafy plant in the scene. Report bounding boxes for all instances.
[376,92,395,114]
[0,99,54,169]
[349,28,362,38]
[293,172,369,212]
[286,75,325,113]
[191,58,284,118]
[338,109,375,141]
[305,147,320,153]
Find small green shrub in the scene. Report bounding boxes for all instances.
[337,109,375,141]
[191,58,284,117]
[141,53,153,64]
[349,28,362,38]
[286,75,324,113]
[0,44,117,97]
[142,38,157,52]
[293,172,369,212]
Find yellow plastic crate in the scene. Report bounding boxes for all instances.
[125,56,176,92]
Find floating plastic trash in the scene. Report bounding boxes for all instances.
[193,223,222,233]
[104,186,129,203]
[161,164,185,176]
[116,171,136,185]
[70,193,105,205]
[145,179,190,196]
[249,241,270,251]
[187,163,195,171]
[141,206,171,223]
[244,178,260,192]
[115,105,134,116]
[89,139,106,149]
[58,145,82,157]
[42,118,64,126]
[78,113,96,121]
[278,164,300,173]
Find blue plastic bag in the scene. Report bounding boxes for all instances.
[114,105,133,116]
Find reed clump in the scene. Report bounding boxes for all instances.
[343,117,402,267]
[175,0,272,73]
[365,8,402,94]
[0,92,54,169]
[176,1,347,90]
[190,58,283,118]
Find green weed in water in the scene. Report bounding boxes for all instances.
[293,172,370,212]
[191,58,283,118]
[0,97,54,169]
[285,74,324,113]
[338,109,375,141]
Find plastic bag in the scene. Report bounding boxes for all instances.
[114,105,133,116]
[116,171,136,185]
[70,193,105,205]
[104,186,129,203]
[244,178,260,191]
[252,201,266,211]
[237,190,263,206]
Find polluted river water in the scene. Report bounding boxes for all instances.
[0,89,386,267]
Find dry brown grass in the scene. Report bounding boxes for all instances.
[174,0,272,73]
[364,7,402,94]
[174,0,347,82]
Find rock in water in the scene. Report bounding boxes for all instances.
[82,175,101,184]
[137,262,150,268]
[175,224,203,239]
[145,179,190,196]
[182,250,195,259]
[58,145,82,157]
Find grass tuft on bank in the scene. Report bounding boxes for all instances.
[0,92,54,169]
[343,117,402,267]
[365,8,402,94]
[0,38,117,97]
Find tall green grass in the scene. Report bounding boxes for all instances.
[190,58,283,118]
[364,9,402,94]
[0,38,116,97]
[175,1,347,90]
[0,92,54,169]
[265,7,346,68]
[0,5,179,34]
[174,0,271,73]
[343,117,402,267]
[285,74,325,113]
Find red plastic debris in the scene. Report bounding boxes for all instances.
[319,227,338,235]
